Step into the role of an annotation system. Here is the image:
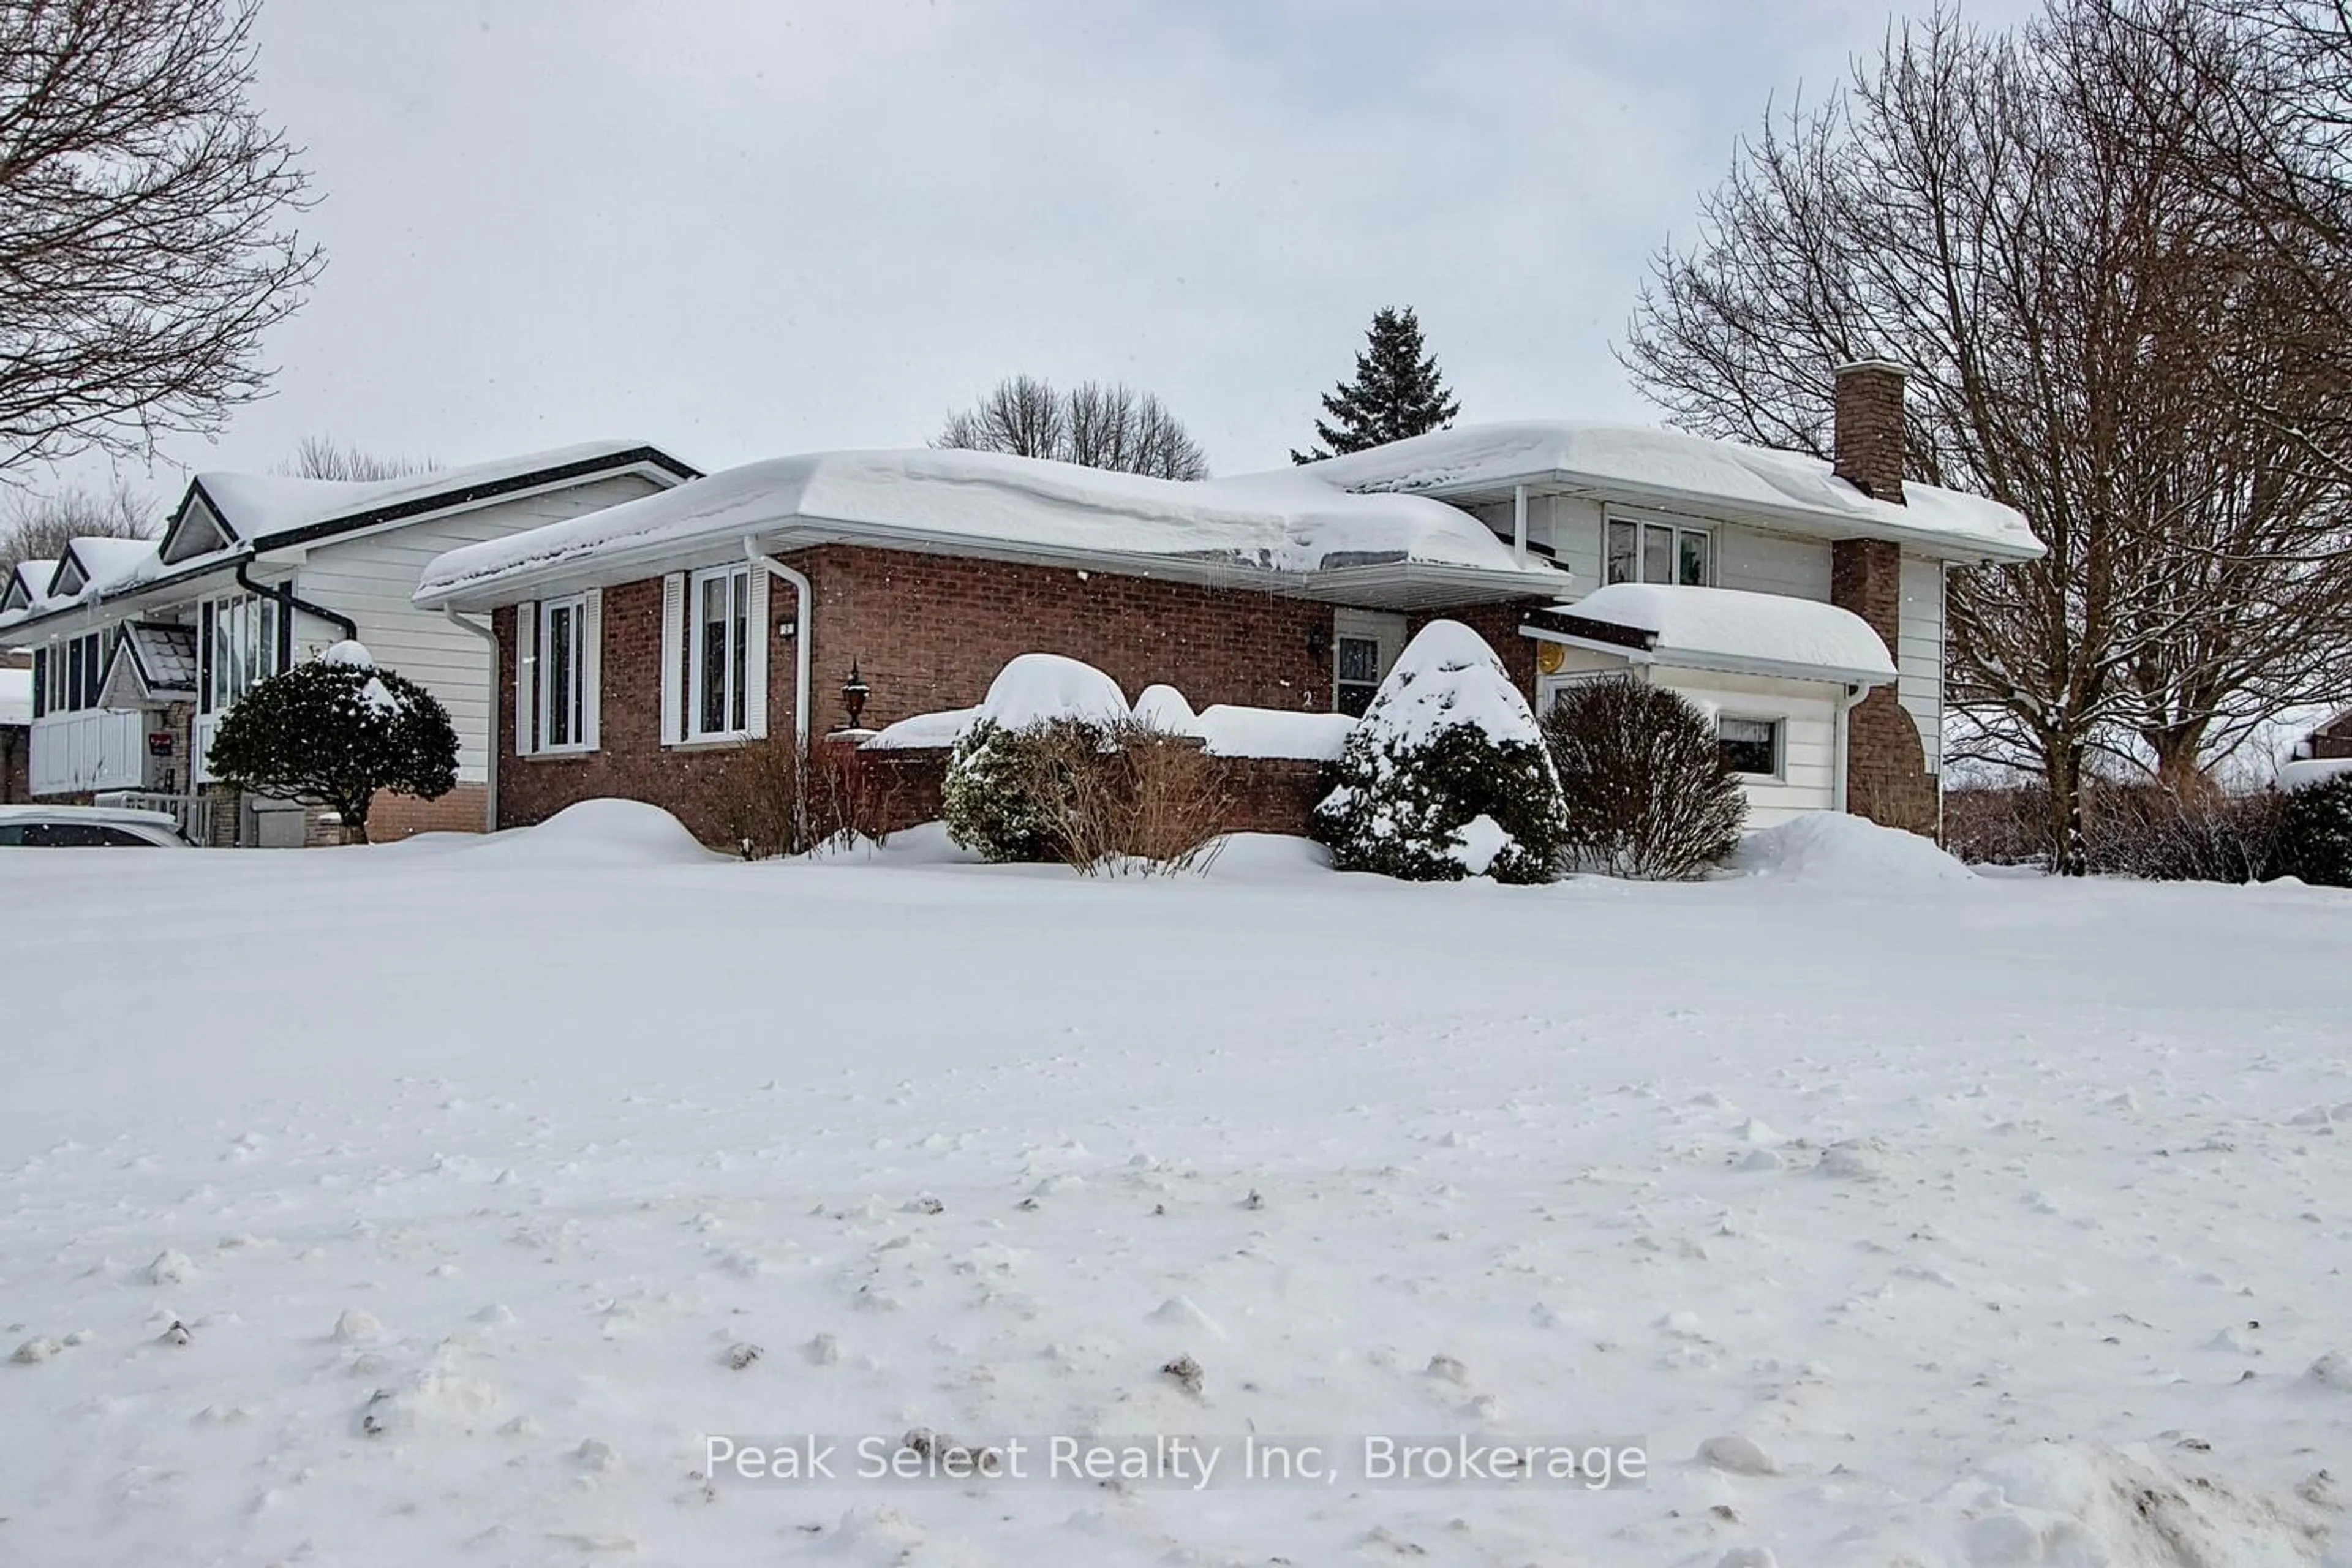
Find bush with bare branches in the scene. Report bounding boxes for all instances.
[1540,676,1747,880]
[701,734,899,860]
[942,717,1229,875]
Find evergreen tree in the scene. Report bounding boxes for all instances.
[206,642,458,844]
[1291,306,1461,463]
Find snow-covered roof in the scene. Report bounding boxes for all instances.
[1294,423,2041,562]
[107,622,198,701]
[415,448,1575,612]
[0,665,29,726]
[2,559,58,614]
[2278,756,2352,792]
[1,441,690,639]
[1531,582,1897,686]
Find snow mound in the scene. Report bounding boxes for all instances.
[1730,814,1975,888]
[2278,756,2352,792]
[1196,704,1355,761]
[1362,620,1542,748]
[1563,582,1895,680]
[977,654,1129,730]
[320,640,375,669]
[1935,1442,2324,1567]
[475,800,718,865]
[1130,684,1200,735]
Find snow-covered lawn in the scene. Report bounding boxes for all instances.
[4,812,2350,1567]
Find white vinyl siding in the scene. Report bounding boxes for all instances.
[1650,668,1838,829]
[290,473,662,783]
[1898,555,1945,775]
[1715,526,1833,601]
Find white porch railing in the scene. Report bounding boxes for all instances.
[30,711,146,796]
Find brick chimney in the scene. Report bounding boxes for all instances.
[1832,360,1907,506]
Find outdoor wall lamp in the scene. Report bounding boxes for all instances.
[841,659,870,728]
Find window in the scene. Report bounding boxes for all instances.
[200,593,279,714]
[1335,635,1382,717]
[43,632,105,714]
[537,597,589,750]
[0,821,162,847]
[690,565,752,740]
[1718,715,1782,777]
[1606,516,1711,587]
[518,592,599,755]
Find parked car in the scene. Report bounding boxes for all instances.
[0,804,192,848]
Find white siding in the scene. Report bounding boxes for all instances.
[1898,554,1945,774]
[1715,526,1832,601]
[1651,668,1839,829]
[287,475,664,783]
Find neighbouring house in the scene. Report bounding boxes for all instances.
[1,653,28,804]
[0,443,696,844]
[2294,708,2352,763]
[412,363,2040,846]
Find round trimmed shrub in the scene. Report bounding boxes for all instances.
[1311,621,1566,884]
[1540,675,1746,880]
[2274,772,2352,887]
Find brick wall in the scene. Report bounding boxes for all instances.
[369,785,489,842]
[1831,537,1938,836]
[494,545,1535,844]
[832,745,1332,842]
[1833,361,1907,505]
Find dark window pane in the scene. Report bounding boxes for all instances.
[1679,530,1709,586]
[729,573,748,732]
[699,578,727,734]
[1719,717,1778,775]
[67,638,83,710]
[1336,682,1376,718]
[1643,525,1673,586]
[0,825,23,845]
[1606,520,1636,584]
[1336,635,1381,684]
[545,607,573,747]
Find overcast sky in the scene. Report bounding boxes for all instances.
[91,0,2038,503]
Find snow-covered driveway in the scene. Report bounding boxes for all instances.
[3,816,2348,1566]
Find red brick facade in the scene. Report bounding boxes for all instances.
[1831,538,1938,837]
[1833,361,1908,505]
[495,545,1536,842]
[1,723,26,804]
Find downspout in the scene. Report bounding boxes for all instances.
[1512,484,1529,568]
[238,559,357,659]
[1833,681,1871,815]
[743,539,813,749]
[443,608,502,834]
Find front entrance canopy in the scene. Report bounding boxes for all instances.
[1520,582,1896,688]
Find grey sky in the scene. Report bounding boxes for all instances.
[85,0,2038,503]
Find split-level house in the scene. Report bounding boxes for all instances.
[412,364,2039,845]
[0,443,695,843]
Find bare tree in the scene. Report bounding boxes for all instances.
[1619,2,2352,871]
[935,376,1211,480]
[277,435,437,483]
[0,0,322,479]
[1,480,158,579]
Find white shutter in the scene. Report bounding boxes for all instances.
[582,587,603,751]
[514,603,537,757]
[744,567,769,739]
[659,571,685,745]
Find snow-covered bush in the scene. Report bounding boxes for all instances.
[941,656,1226,872]
[205,641,458,844]
[2273,773,2352,887]
[1540,676,1746,880]
[1311,620,1564,883]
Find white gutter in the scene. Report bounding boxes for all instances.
[442,608,502,832]
[744,539,813,748]
[1833,681,1871,814]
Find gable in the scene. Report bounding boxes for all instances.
[46,556,89,598]
[158,488,239,566]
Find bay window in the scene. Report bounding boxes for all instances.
[40,632,105,714]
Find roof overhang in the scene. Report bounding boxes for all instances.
[1519,609,1896,689]
[1400,469,2040,565]
[418,513,1577,615]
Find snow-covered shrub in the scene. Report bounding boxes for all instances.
[205,641,457,844]
[2273,773,2352,887]
[1539,675,1746,880]
[941,657,1227,872]
[1311,620,1564,883]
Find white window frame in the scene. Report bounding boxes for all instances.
[199,592,279,715]
[687,564,753,742]
[1605,510,1713,588]
[536,596,592,753]
[1717,713,1785,781]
